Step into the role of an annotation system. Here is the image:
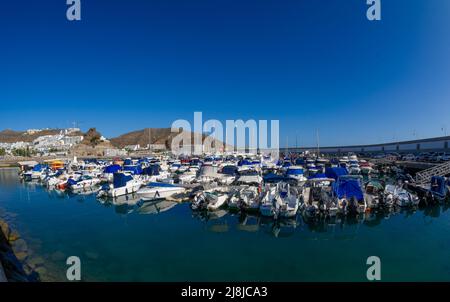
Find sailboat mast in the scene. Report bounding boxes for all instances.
[316,129,320,158]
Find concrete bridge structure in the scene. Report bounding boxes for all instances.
[281,135,450,155]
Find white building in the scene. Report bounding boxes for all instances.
[124,144,140,151]
[105,148,127,157]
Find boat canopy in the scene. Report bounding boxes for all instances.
[325,167,348,180]
[123,165,143,175]
[113,173,133,188]
[104,164,121,174]
[430,176,447,197]
[333,178,364,201]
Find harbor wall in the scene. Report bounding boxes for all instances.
[281,135,450,154]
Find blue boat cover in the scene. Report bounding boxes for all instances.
[286,168,304,175]
[113,173,133,188]
[264,173,291,183]
[295,158,305,165]
[142,165,160,176]
[124,159,133,166]
[123,165,143,175]
[325,167,348,180]
[308,173,327,179]
[104,164,121,174]
[238,159,252,166]
[32,164,46,171]
[333,178,364,201]
[430,176,447,197]
[222,165,238,175]
[67,178,78,186]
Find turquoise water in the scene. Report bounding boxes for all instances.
[1,168,450,281]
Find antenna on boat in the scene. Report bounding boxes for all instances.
[148,128,152,153]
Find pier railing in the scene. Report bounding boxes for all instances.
[415,161,450,185]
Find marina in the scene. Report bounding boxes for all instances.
[1,152,450,281]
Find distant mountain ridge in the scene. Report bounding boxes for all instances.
[0,129,63,143]
[0,128,230,150]
[109,128,229,150]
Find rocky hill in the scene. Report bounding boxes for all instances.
[0,127,231,151]
[109,128,230,150]
[0,129,62,143]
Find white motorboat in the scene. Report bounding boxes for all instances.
[259,185,277,218]
[239,186,261,212]
[191,190,228,211]
[97,172,143,198]
[285,166,307,183]
[385,184,420,207]
[137,182,186,201]
[275,182,300,218]
[67,175,101,191]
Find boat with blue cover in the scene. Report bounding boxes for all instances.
[97,172,143,198]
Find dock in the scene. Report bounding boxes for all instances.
[370,159,439,170]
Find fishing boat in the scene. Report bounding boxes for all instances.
[137,182,186,201]
[234,170,263,186]
[97,172,143,198]
[169,162,182,173]
[275,182,300,218]
[385,184,420,207]
[23,164,47,181]
[67,175,101,191]
[176,167,198,184]
[359,161,373,175]
[364,179,384,209]
[259,185,277,218]
[302,178,335,218]
[348,160,361,175]
[102,164,122,182]
[332,175,367,215]
[285,166,307,183]
[191,190,228,211]
[227,186,261,212]
[426,176,449,203]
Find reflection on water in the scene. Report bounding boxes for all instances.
[1,168,450,281]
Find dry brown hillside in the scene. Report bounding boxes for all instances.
[109,128,230,150]
[0,129,62,143]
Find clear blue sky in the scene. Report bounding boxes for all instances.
[1,0,449,147]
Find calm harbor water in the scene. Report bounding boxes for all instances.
[1,168,450,281]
